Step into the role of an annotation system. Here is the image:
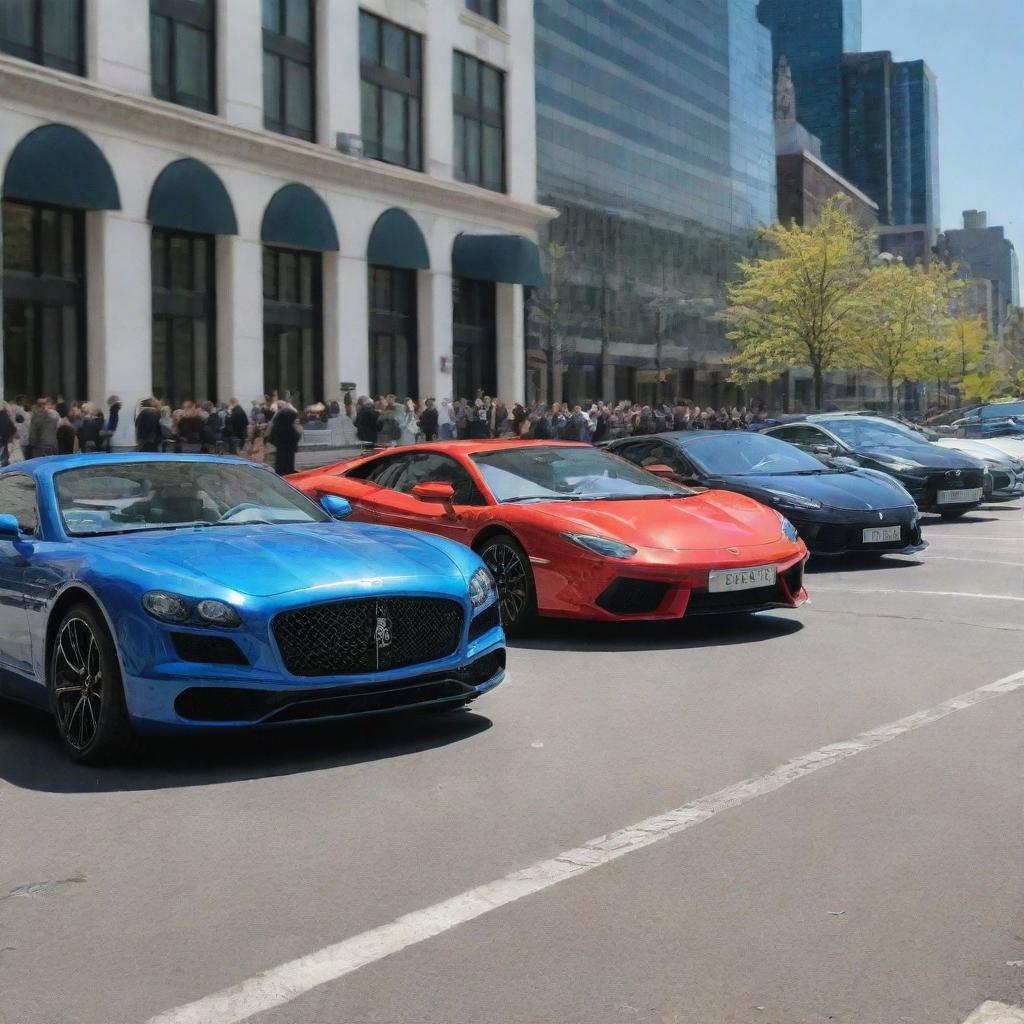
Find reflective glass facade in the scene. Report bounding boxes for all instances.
[533,0,775,406]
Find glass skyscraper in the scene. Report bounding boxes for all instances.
[532,0,776,406]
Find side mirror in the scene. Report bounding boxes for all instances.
[319,494,352,520]
[0,514,21,540]
[811,443,838,456]
[643,463,679,479]
[412,481,457,519]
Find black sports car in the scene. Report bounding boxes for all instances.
[605,430,926,557]
[761,415,985,518]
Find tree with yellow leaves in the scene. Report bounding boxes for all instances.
[722,196,875,411]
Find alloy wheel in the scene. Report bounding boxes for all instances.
[483,542,530,627]
[53,616,103,751]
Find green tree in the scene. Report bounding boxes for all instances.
[852,262,960,412]
[722,196,874,411]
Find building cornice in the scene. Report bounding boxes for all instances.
[798,149,879,212]
[0,57,558,231]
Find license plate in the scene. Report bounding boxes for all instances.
[936,487,983,504]
[862,525,902,543]
[707,565,777,593]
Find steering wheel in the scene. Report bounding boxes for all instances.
[217,502,265,523]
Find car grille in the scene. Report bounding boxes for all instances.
[273,597,464,677]
[808,521,920,554]
[596,578,671,615]
[925,468,984,504]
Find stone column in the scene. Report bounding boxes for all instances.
[417,269,454,402]
[217,0,263,130]
[324,253,371,400]
[317,0,361,147]
[86,210,152,448]
[215,235,264,405]
[495,282,525,401]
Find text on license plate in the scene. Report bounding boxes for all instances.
[707,565,777,593]
[862,525,902,543]
[937,487,983,504]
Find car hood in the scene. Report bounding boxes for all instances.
[530,492,786,551]
[856,444,983,470]
[711,471,913,512]
[936,440,1013,468]
[86,522,466,596]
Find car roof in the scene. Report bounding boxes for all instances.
[1,453,272,480]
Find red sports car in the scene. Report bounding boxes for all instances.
[289,441,809,633]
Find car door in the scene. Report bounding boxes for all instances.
[315,454,411,522]
[367,452,486,544]
[0,473,41,679]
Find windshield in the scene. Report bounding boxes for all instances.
[55,461,330,536]
[683,432,831,476]
[817,417,930,450]
[981,400,1024,420]
[471,446,689,503]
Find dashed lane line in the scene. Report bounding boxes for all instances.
[143,668,1024,1024]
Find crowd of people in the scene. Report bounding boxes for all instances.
[0,389,774,476]
[352,394,772,446]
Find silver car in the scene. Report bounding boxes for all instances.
[935,438,1024,502]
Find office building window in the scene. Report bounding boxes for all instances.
[262,0,314,141]
[453,52,504,192]
[150,0,215,113]
[151,229,216,406]
[466,0,499,23]
[1,199,86,401]
[359,11,422,171]
[0,0,83,74]
[263,246,322,406]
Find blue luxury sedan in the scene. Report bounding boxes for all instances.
[0,455,505,763]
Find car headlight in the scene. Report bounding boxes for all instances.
[780,517,800,543]
[142,591,241,627]
[873,454,926,472]
[196,599,242,628]
[142,591,191,623]
[561,532,637,559]
[763,489,823,510]
[469,567,497,611]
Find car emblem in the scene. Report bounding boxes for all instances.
[945,469,961,479]
[727,547,740,555]
[374,600,392,667]
[878,512,884,520]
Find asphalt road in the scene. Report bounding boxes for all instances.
[2,504,1022,1024]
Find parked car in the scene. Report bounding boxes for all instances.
[966,433,1024,461]
[761,415,986,518]
[934,438,1024,502]
[953,400,1024,439]
[604,430,926,557]
[290,441,809,633]
[0,455,505,763]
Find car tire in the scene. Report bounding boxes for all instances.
[939,509,970,520]
[49,603,133,765]
[477,534,537,637]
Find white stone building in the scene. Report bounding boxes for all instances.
[0,0,553,444]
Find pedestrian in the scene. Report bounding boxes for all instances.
[0,402,16,467]
[399,398,418,445]
[135,398,163,452]
[27,398,59,459]
[419,398,439,442]
[227,398,249,455]
[354,396,380,445]
[268,401,301,475]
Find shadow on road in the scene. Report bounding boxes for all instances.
[511,611,802,654]
[920,513,1001,526]
[806,555,924,575]
[0,702,492,794]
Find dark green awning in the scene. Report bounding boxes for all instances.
[148,158,237,235]
[452,234,543,286]
[3,124,121,210]
[261,184,339,251]
[367,208,429,269]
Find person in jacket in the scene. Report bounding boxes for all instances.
[28,398,59,459]
[419,398,439,442]
[76,404,105,452]
[268,401,301,475]
[0,403,16,466]
[135,398,163,452]
[398,399,418,445]
[354,396,380,445]
[226,398,249,454]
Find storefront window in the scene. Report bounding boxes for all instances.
[262,246,322,407]
[368,266,418,399]
[1,199,85,401]
[151,229,215,406]
[452,278,496,400]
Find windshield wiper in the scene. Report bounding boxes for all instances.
[502,494,589,503]
[592,492,689,500]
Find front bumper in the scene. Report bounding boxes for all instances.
[532,542,809,621]
[789,507,926,557]
[898,469,986,513]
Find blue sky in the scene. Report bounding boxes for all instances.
[862,0,1024,261]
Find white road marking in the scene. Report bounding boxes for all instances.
[144,668,1024,1024]
[962,1002,1024,1023]
[811,586,1024,602]
[927,555,1024,568]
[925,535,1024,541]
